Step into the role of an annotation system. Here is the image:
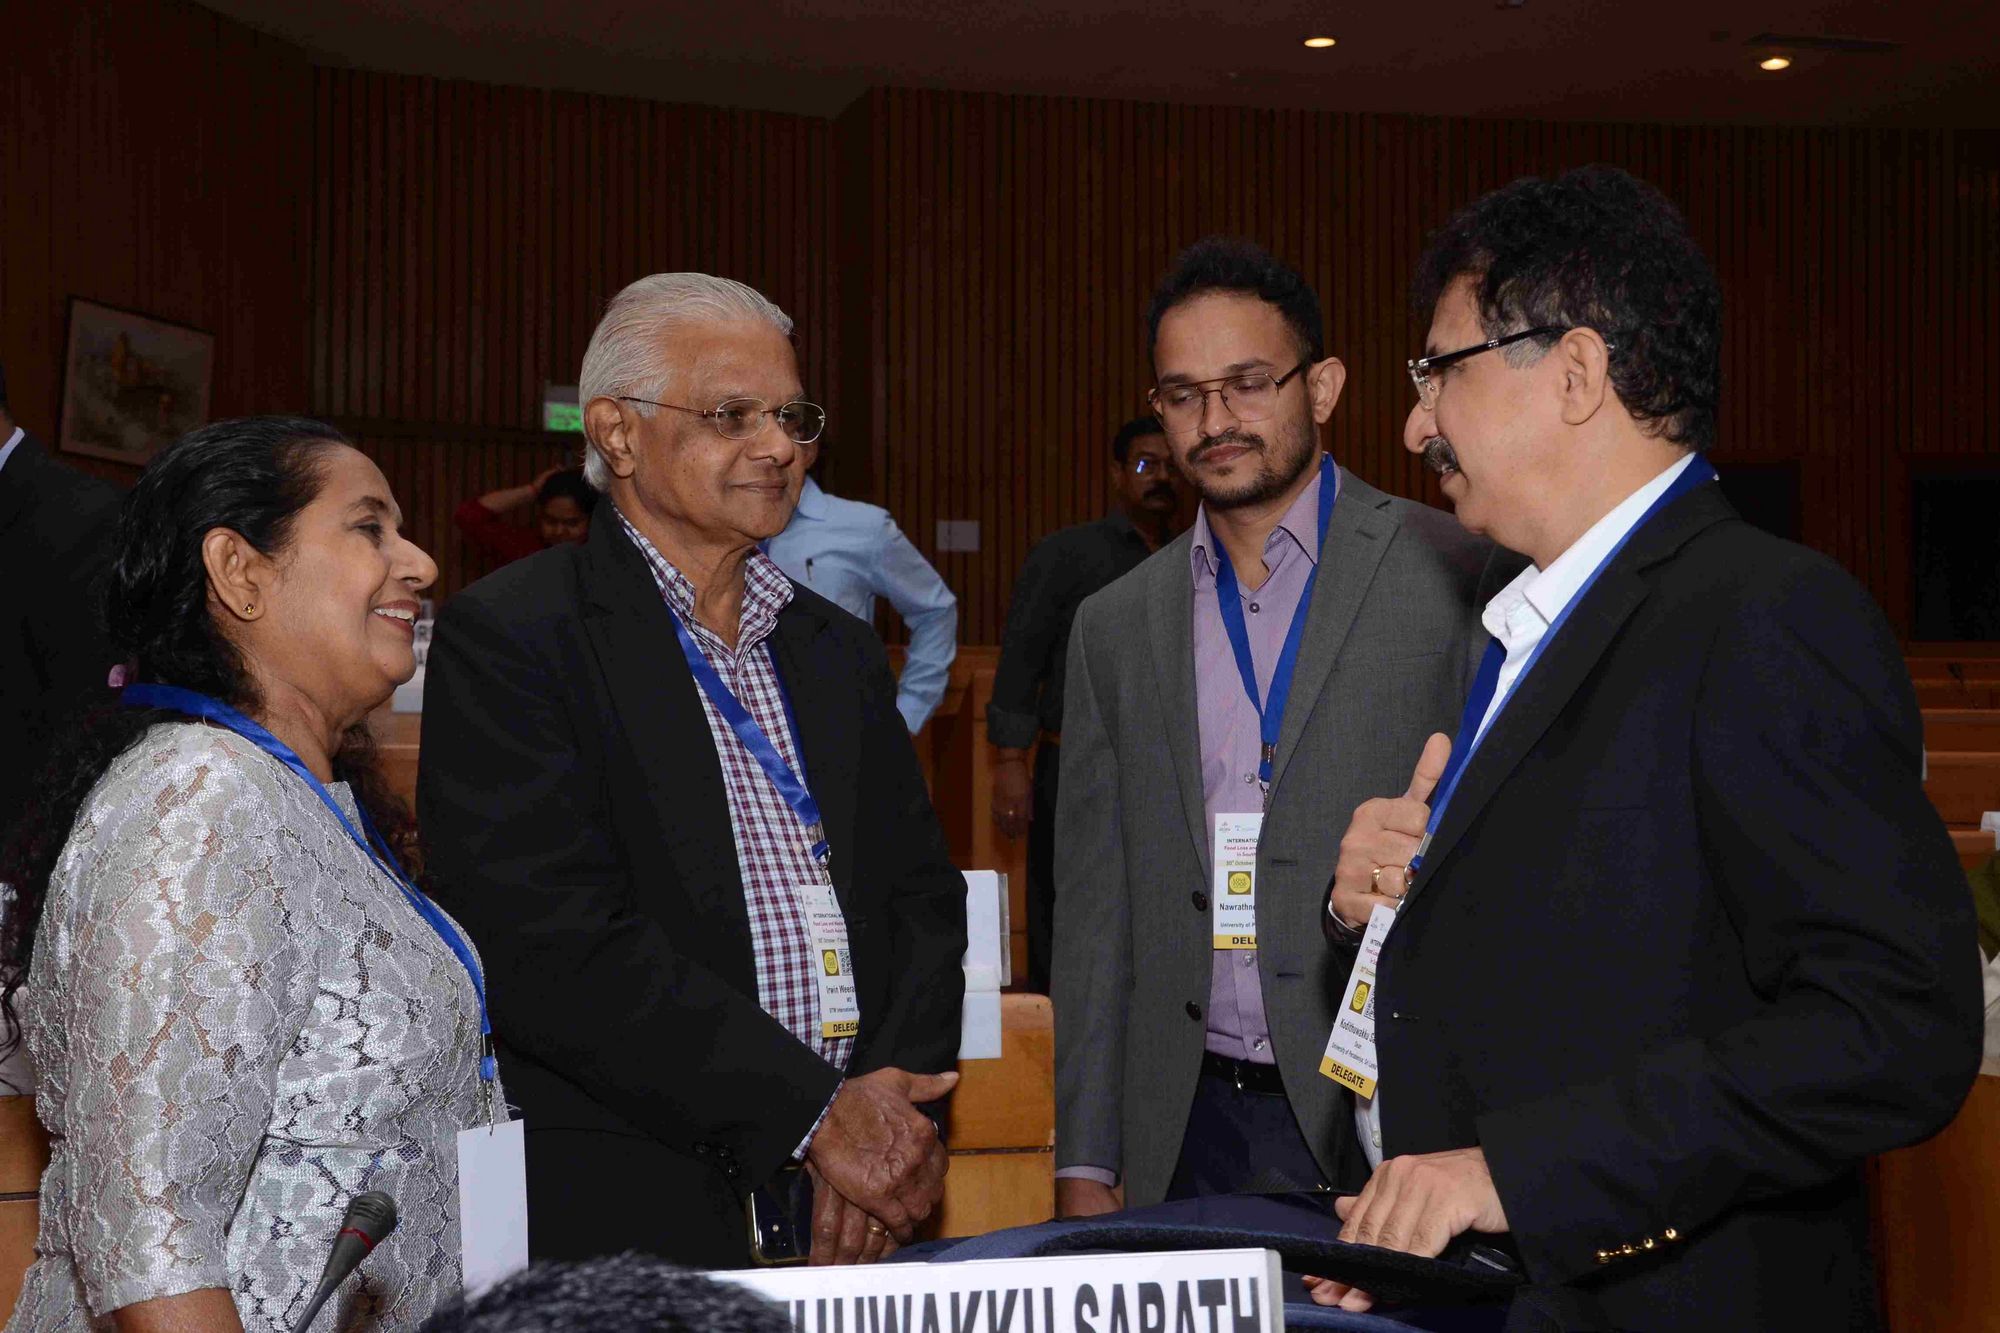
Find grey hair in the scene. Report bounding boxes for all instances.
[576,273,794,489]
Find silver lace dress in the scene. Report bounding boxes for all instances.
[9,723,501,1332]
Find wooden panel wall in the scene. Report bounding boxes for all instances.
[0,0,311,487]
[310,69,842,599]
[846,89,2000,641]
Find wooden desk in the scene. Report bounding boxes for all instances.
[1925,752,2000,827]
[0,1098,49,1323]
[1874,1074,2000,1333]
[926,993,1054,1238]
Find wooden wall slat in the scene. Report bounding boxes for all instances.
[843,93,2000,644]
[1,0,310,488]
[21,9,1992,643]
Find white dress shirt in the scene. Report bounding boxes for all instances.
[0,426,25,475]
[1356,452,1704,1169]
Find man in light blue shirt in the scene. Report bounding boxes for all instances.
[765,473,958,732]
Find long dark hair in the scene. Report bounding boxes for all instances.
[0,416,419,1059]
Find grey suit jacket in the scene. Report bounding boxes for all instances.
[1052,466,1495,1205]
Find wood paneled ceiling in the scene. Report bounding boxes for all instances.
[201,0,1999,127]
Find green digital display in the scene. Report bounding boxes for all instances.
[543,401,584,433]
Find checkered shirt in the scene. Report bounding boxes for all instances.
[617,511,854,1087]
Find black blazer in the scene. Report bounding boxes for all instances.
[418,514,966,1267]
[1370,484,1981,1331]
[0,433,120,825]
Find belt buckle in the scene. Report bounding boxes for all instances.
[1231,1058,1247,1094]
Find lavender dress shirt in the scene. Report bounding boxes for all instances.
[1190,461,1333,1065]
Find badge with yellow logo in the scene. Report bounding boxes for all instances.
[1211,813,1261,948]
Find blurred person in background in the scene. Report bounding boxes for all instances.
[0,359,122,830]
[764,452,958,734]
[988,416,1184,993]
[454,464,596,565]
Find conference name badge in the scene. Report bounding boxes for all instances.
[1211,813,1261,949]
[1319,904,1394,1097]
[801,882,861,1039]
[457,1118,528,1293]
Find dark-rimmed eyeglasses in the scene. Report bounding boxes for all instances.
[617,395,827,445]
[1408,327,1613,410]
[1148,360,1312,431]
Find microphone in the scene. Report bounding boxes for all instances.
[292,1191,398,1333]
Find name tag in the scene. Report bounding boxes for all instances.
[457,1117,528,1294]
[802,882,861,1039]
[1319,905,1394,1097]
[1211,813,1261,949]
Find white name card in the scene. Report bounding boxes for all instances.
[713,1248,1284,1333]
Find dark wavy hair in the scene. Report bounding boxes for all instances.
[1147,237,1325,366]
[0,416,418,1062]
[420,1254,788,1333]
[1412,164,1722,450]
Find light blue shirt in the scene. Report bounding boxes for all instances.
[0,427,23,475]
[766,477,958,733]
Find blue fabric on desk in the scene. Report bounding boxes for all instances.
[901,1193,1514,1332]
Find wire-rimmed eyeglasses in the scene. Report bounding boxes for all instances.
[1148,360,1312,431]
[1408,327,1611,410]
[617,395,827,445]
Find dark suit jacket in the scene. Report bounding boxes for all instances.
[1372,483,1982,1331]
[0,433,121,825]
[418,513,966,1267]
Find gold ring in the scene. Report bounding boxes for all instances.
[867,1223,888,1236]
[1371,865,1386,890]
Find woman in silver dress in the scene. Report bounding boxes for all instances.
[0,418,502,1333]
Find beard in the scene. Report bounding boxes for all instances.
[1187,415,1319,511]
[1421,433,1461,478]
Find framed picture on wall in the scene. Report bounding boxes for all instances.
[58,298,214,466]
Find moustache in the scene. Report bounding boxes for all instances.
[1421,435,1461,477]
[1189,430,1262,464]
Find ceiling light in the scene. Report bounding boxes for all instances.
[1303,36,1337,48]
[1759,55,1792,70]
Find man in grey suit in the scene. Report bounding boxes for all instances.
[1053,239,1495,1217]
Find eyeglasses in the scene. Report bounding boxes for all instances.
[617,395,827,445]
[1148,361,1312,431]
[1408,327,1602,410]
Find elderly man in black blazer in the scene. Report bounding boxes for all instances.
[1311,168,1981,1330]
[420,274,965,1269]
[0,370,121,826]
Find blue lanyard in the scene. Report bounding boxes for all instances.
[1213,454,1340,793]
[1409,458,1719,877]
[119,684,496,1082]
[664,608,831,866]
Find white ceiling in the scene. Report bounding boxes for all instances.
[202,0,2000,126]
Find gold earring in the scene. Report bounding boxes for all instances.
[244,603,255,614]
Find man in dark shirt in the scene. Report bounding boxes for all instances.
[0,363,121,832]
[988,417,1182,992]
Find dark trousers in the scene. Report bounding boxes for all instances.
[1165,1068,1335,1200]
[1024,741,1060,994]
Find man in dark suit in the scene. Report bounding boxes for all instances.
[419,274,966,1269]
[0,364,121,826]
[1311,167,1982,1329]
